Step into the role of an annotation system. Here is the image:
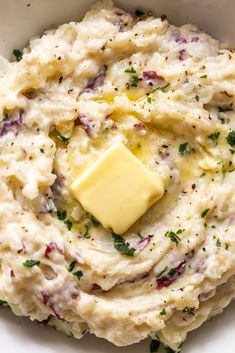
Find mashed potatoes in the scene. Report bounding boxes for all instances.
[0,0,235,351]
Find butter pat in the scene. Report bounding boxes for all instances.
[71,143,164,234]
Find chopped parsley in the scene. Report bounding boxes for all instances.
[56,209,67,220]
[56,209,73,230]
[23,259,40,268]
[124,66,136,73]
[200,74,207,78]
[112,233,136,256]
[57,132,69,143]
[201,208,210,218]
[13,49,23,62]
[128,75,140,88]
[216,238,222,248]
[178,142,194,155]
[150,339,161,353]
[90,216,100,227]
[156,267,168,278]
[67,261,76,272]
[64,219,73,231]
[165,230,183,246]
[147,96,155,104]
[152,83,170,93]
[73,270,83,280]
[218,115,225,124]
[83,225,90,238]
[160,307,167,316]
[208,132,220,143]
[168,268,177,277]
[226,131,235,146]
[0,300,7,306]
[183,306,195,316]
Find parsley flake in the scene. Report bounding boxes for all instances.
[160,307,167,316]
[201,208,210,218]
[200,74,207,78]
[13,49,23,62]
[56,209,67,220]
[67,260,76,272]
[183,306,195,316]
[64,219,73,231]
[124,66,136,73]
[178,142,194,155]
[165,230,181,246]
[128,75,140,88]
[23,259,40,268]
[0,300,7,306]
[208,132,220,143]
[226,131,235,146]
[112,233,136,256]
[73,270,83,280]
[83,225,90,238]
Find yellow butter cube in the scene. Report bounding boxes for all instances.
[71,143,164,234]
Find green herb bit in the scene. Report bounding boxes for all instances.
[150,339,161,353]
[152,83,170,93]
[23,259,40,268]
[90,216,100,227]
[147,96,155,104]
[201,208,210,218]
[156,267,168,278]
[73,270,83,280]
[128,75,140,87]
[0,300,8,306]
[64,219,73,231]
[226,131,235,146]
[124,66,136,73]
[165,230,181,246]
[83,225,90,238]
[216,238,221,248]
[112,233,136,256]
[200,74,207,78]
[13,49,23,62]
[67,260,76,272]
[56,209,67,221]
[218,106,226,112]
[57,132,69,143]
[178,142,195,155]
[168,268,177,277]
[218,115,225,124]
[160,307,167,316]
[208,132,220,143]
[183,306,195,316]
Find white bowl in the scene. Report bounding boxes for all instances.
[0,1,234,353]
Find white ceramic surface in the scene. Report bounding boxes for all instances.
[0,1,234,352]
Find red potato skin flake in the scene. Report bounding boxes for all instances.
[75,114,92,136]
[40,290,60,318]
[176,37,187,44]
[44,242,63,258]
[178,49,187,61]
[85,66,107,92]
[143,70,164,81]
[0,110,23,137]
[156,261,186,290]
[91,283,102,291]
[191,36,199,42]
[10,270,15,278]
